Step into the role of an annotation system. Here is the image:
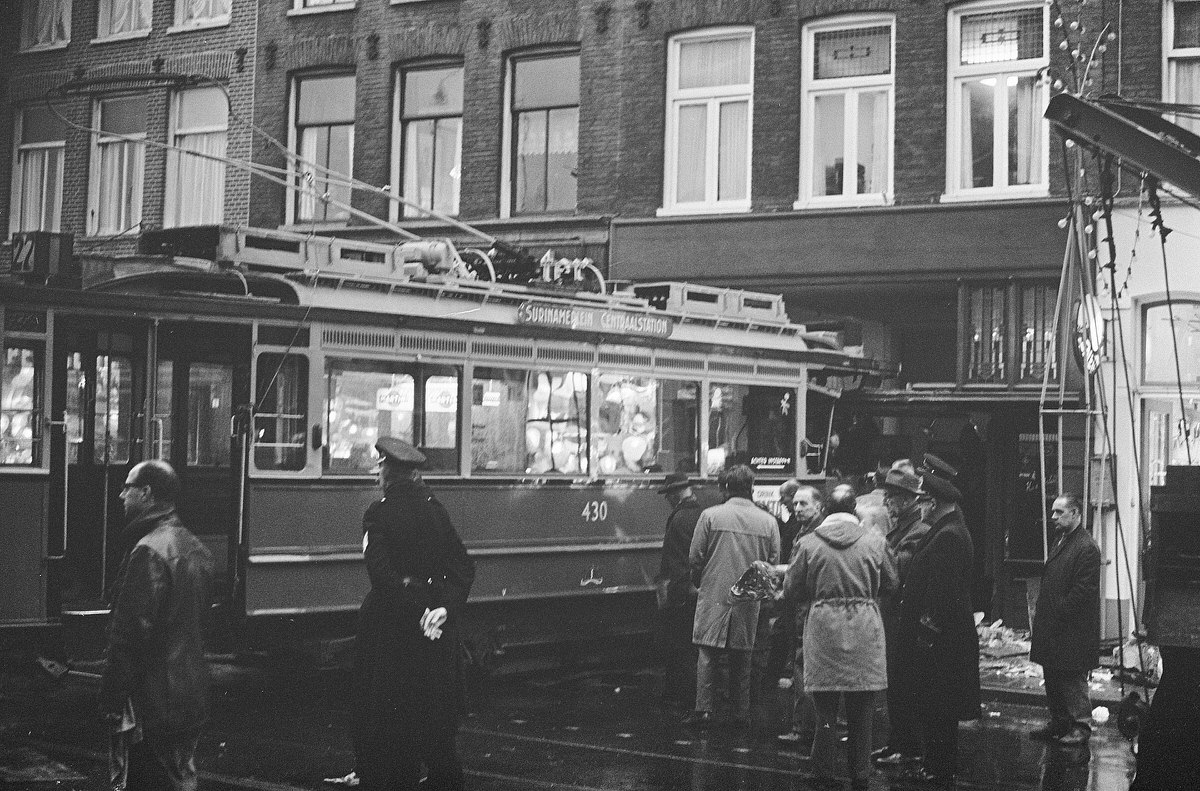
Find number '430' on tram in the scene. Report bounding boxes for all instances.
[0,226,890,666]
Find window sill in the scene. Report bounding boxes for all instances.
[793,194,890,211]
[20,41,70,54]
[939,186,1049,204]
[655,202,752,218]
[166,17,231,34]
[90,29,152,45]
[286,3,356,17]
[281,221,351,233]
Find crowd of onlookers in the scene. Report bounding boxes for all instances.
[655,457,1101,791]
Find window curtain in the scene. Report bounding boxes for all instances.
[171,131,226,226]
[869,90,888,193]
[717,101,748,201]
[1175,60,1200,134]
[26,0,70,46]
[298,125,352,222]
[96,140,144,234]
[17,147,63,231]
[675,104,707,203]
[181,0,230,24]
[102,0,150,35]
[679,36,751,89]
[546,107,577,212]
[1010,76,1038,185]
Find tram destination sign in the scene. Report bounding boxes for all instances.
[516,301,674,339]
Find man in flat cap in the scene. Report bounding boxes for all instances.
[654,472,703,707]
[872,469,931,768]
[353,437,475,791]
[894,465,980,789]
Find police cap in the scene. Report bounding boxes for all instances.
[921,473,963,503]
[921,452,958,480]
[375,436,426,467]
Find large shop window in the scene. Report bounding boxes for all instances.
[707,384,796,475]
[472,369,589,475]
[800,18,893,206]
[1144,301,1200,385]
[166,87,228,227]
[1,346,44,466]
[663,28,753,214]
[594,374,700,475]
[1167,0,1200,134]
[293,74,356,223]
[90,95,147,236]
[508,53,579,215]
[947,3,1048,197]
[21,0,70,49]
[254,353,308,471]
[325,360,460,475]
[398,64,463,218]
[10,105,67,234]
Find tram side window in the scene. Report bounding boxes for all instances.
[472,368,589,475]
[594,374,699,475]
[707,383,797,475]
[1,346,43,466]
[254,353,308,471]
[325,360,460,474]
[94,352,133,464]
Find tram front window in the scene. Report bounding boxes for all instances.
[1,346,43,466]
[707,383,797,475]
[472,368,589,475]
[594,374,699,475]
[93,353,133,464]
[254,353,308,471]
[325,360,460,474]
[187,363,233,466]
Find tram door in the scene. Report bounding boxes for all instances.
[151,323,251,604]
[52,321,149,611]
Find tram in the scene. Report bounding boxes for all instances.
[0,225,888,666]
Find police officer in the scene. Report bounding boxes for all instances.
[354,437,476,791]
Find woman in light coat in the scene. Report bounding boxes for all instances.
[785,485,898,790]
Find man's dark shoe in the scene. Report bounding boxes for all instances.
[1029,723,1065,741]
[683,710,714,728]
[1052,728,1091,746]
[872,746,921,765]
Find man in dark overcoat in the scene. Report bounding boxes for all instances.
[873,469,930,767]
[1029,493,1100,746]
[354,437,476,791]
[655,471,703,707]
[894,473,981,789]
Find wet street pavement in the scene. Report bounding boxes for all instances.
[0,657,1137,790]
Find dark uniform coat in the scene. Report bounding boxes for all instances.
[896,502,981,722]
[657,495,704,608]
[1030,525,1101,675]
[354,480,475,760]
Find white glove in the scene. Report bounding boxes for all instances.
[421,607,448,640]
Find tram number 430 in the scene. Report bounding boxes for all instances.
[581,500,609,522]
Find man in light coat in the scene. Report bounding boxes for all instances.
[686,464,780,728]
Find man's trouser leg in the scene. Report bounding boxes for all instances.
[126,732,200,791]
[1044,670,1092,733]
[791,644,817,744]
[843,691,875,786]
[919,712,958,780]
[663,605,697,704]
[811,691,841,779]
[728,648,753,720]
[696,645,718,713]
[423,729,465,791]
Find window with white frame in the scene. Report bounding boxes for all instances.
[397,64,463,218]
[21,0,71,49]
[98,0,151,37]
[89,95,146,236]
[175,0,231,27]
[10,105,67,234]
[508,52,579,215]
[947,3,1049,196]
[799,18,893,205]
[1166,0,1200,134]
[663,28,754,214]
[293,74,356,223]
[166,87,228,227]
